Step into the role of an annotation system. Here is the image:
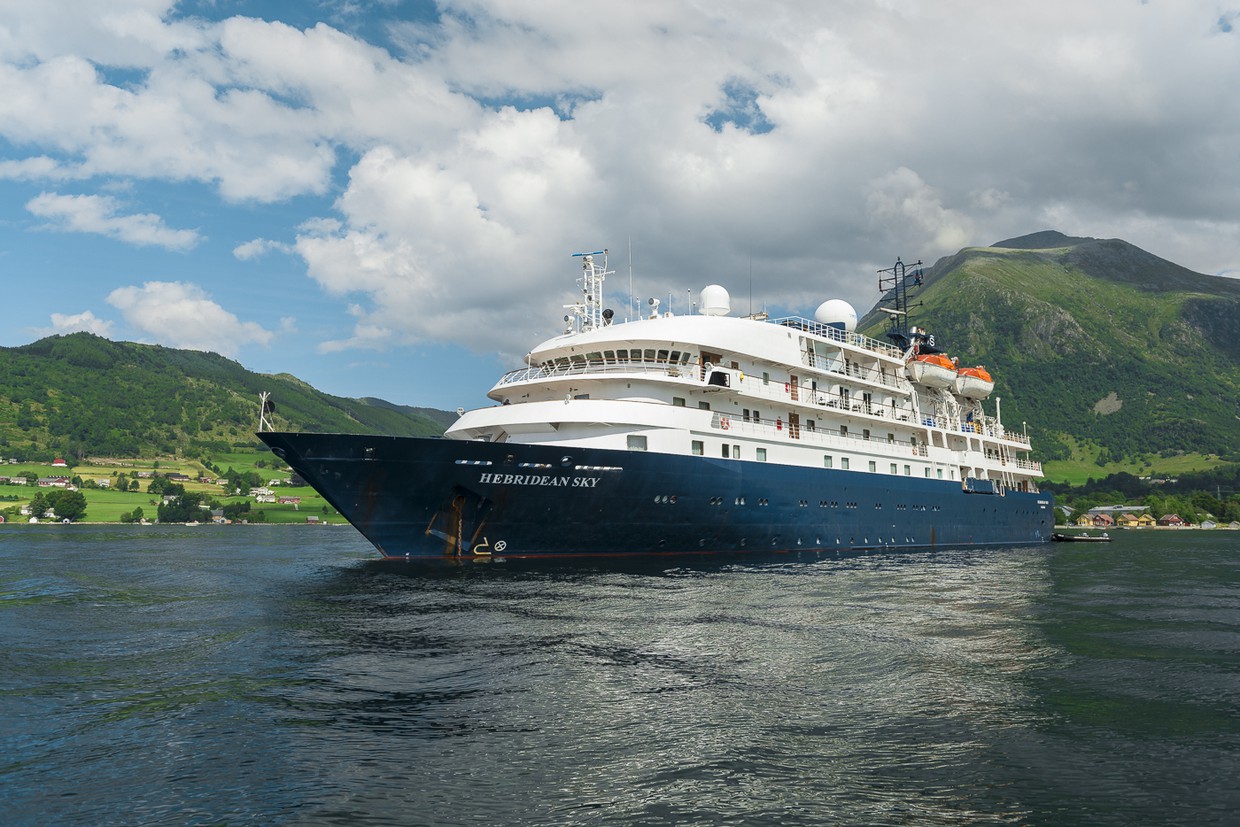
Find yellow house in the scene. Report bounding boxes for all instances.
[1116,513,1140,527]
[1137,513,1157,527]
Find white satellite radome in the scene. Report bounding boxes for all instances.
[699,284,731,316]
[814,299,857,332]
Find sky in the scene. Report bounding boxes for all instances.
[2,1,1238,412]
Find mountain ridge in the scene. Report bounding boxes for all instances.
[0,333,451,461]
[860,231,1240,466]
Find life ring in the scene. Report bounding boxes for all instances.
[721,417,730,430]
[785,382,790,393]
[913,448,918,456]
[776,417,783,430]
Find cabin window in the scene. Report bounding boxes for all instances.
[699,401,711,411]
[806,420,815,431]
[762,371,770,385]
[840,425,848,437]
[753,409,761,423]
[925,468,932,478]
[672,397,686,407]
[863,429,871,441]
[733,444,740,459]
[904,465,911,476]
[574,393,590,400]
[627,435,648,451]
[756,448,767,462]
[722,444,730,458]
[936,469,944,479]
[887,433,895,443]
[869,461,877,473]
[742,409,751,422]
[691,440,704,456]
[890,463,898,474]
[823,455,833,469]
[841,458,850,470]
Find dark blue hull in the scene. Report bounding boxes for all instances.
[259,432,1054,559]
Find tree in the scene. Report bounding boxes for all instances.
[147,477,185,497]
[157,492,206,523]
[45,489,87,521]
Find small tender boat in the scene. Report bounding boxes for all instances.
[906,353,956,388]
[1052,532,1111,542]
[954,365,994,400]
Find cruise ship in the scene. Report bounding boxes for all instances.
[259,251,1053,558]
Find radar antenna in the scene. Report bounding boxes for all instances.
[876,257,927,352]
[564,249,613,334]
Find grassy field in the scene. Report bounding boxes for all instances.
[1040,452,1228,485]
[1,447,340,524]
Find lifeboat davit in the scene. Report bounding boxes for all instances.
[954,365,994,400]
[906,353,956,389]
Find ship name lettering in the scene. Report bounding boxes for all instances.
[477,472,600,488]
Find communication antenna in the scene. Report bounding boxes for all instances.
[628,237,635,322]
[565,249,613,333]
[258,392,275,432]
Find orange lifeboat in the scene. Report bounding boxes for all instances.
[954,365,994,400]
[906,353,956,389]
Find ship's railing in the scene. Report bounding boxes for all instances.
[769,317,903,359]
[495,360,692,387]
[712,411,928,457]
[711,412,1042,475]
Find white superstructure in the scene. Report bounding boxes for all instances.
[447,253,1042,495]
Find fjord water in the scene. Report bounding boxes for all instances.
[2,526,1237,826]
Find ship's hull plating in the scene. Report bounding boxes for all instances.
[259,432,1053,559]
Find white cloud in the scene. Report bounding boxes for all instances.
[233,238,292,260]
[3,1,1240,361]
[106,281,274,357]
[25,192,201,250]
[34,310,116,338]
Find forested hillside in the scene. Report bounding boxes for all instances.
[0,333,450,461]
[859,231,1240,468]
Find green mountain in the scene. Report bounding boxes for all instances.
[859,231,1240,466]
[0,333,452,461]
